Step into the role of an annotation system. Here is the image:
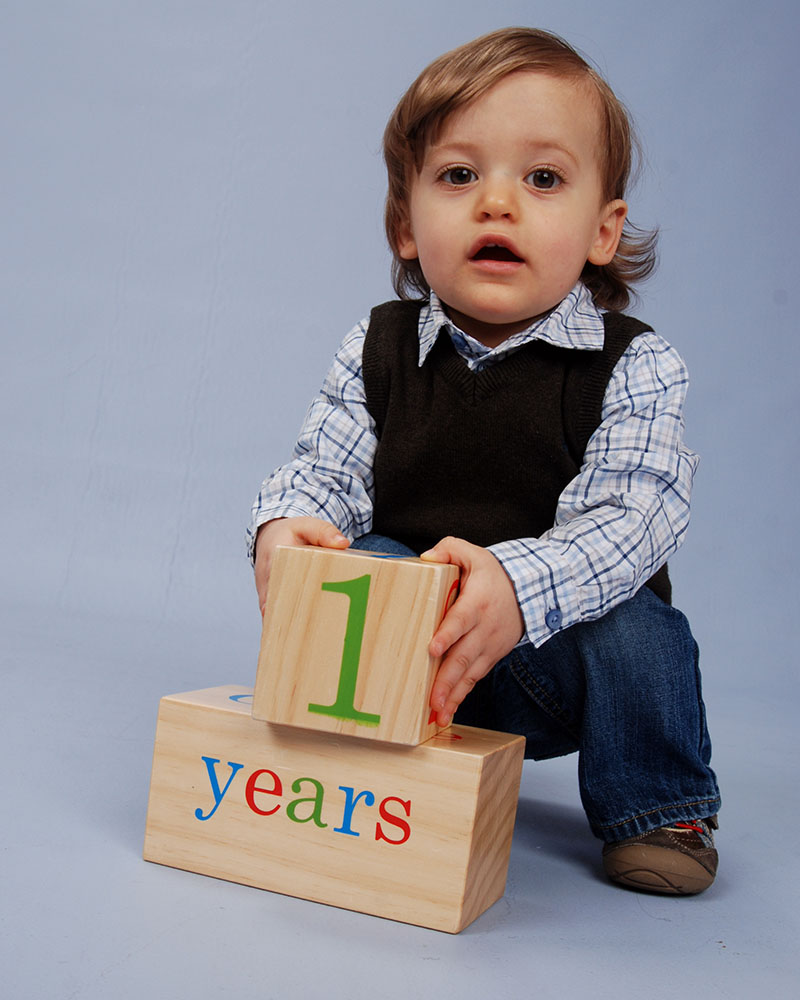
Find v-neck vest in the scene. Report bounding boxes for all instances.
[362,299,671,604]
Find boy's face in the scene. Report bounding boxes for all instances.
[397,71,627,347]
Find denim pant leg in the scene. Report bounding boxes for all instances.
[349,533,418,557]
[353,534,720,842]
[458,586,721,843]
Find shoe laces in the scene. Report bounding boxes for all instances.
[666,818,715,849]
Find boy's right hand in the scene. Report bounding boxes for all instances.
[254,517,350,615]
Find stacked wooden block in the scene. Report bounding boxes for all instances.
[144,545,525,933]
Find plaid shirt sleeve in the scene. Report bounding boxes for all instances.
[488,331,699,647]
[246,318,377,561]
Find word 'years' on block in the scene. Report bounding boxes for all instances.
[253,545,460,745]
[143,686,525,933]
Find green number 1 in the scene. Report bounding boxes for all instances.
[307,574,381,727]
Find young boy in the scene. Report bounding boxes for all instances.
[248,27,721,895]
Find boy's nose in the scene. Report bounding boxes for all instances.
[476,175,517,219]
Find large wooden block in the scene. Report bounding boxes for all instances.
[253,545,460,745]
[143,685,525,933]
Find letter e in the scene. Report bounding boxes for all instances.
[245,769,283,816]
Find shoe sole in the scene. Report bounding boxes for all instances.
[602,844,716,895]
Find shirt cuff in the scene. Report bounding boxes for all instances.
[488,538,582,648]
[246,502,326,564]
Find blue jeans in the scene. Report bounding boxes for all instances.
[351,533,721,843]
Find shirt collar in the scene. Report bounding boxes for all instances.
[417,283,605,368]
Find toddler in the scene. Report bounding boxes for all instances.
[248,27,721,895]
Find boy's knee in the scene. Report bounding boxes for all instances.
[580,586,698,678]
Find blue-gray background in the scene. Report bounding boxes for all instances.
[2,1,797,997]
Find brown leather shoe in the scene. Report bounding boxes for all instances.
[602,817,718,895]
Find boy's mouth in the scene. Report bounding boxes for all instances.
[468,237,524,263]
[472,245,524,262]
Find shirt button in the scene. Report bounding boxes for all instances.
[545,609,562,630]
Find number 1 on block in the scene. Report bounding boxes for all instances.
[307,574,382,727]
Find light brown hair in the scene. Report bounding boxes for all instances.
[383,27,656,311]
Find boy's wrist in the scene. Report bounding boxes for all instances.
[488,538,581,647]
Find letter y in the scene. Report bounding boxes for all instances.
[194,757,244,821]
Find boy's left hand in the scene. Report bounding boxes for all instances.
[420,537,524,727]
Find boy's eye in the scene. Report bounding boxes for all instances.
[441,166,477,186]
[526,169,561,190]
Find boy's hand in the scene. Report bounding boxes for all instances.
[421,537,524,727]
[254,517,349,615]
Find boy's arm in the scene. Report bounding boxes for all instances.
[425,332,698,724]
[247,320,377,604]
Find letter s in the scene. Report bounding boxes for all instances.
[375,796,411,845]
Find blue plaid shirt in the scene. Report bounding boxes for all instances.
[248,283,699,647]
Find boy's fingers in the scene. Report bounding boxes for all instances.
[429,600,475,658]
[258,516,349,552]
[431,641,492,725]
[301,520,350,549]
[431,616,491,698]
[420,535,471,567]
[431,656,474,714]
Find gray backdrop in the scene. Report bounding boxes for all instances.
[2,1,798,996]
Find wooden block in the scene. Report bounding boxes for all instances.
[253,545,460,745]
[143,685,525,933]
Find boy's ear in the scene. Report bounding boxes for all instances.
[587,199,627,266]
[396,216,418,261]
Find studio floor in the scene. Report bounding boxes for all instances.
[3,600,796,1000]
